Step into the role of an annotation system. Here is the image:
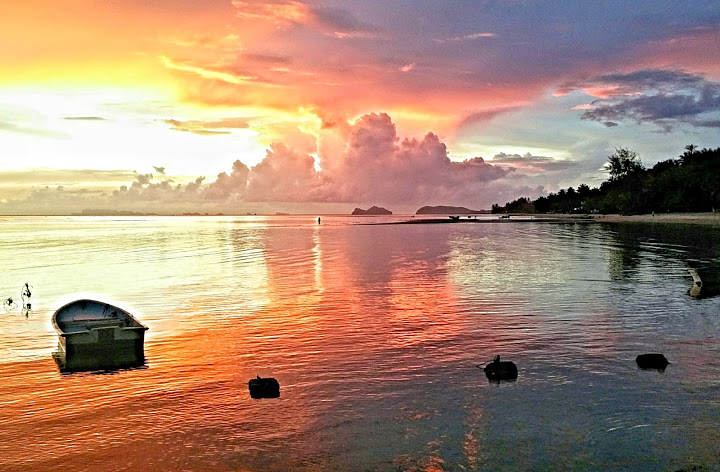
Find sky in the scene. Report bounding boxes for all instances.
[1,0,720,214]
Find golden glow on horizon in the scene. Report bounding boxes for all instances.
[0,84,269,179]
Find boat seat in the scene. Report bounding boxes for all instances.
[65,318,126,329]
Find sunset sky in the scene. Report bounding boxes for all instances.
[2,0,720,214]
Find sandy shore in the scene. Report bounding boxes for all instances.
[388,212,720,226]
[592,212,720,226]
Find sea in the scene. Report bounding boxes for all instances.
[0,215,719,472]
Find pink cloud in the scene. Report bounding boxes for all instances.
[631,28,720,78]
[204,160,250,200]
[177,112,515,206]
[316,113,512,204]
[0,113,522,213]
[246,143,320,201]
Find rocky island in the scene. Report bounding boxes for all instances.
[351,206,393,215]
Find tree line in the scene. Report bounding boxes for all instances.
[492,145,720,215]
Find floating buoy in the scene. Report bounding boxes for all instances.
[248,375,280,398]
[636,353,669,370]
[482,355,518,381]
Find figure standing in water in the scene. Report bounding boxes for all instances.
[21,283,32,316]
[318,217,321,224]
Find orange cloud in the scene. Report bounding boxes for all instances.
[232,0,310,25]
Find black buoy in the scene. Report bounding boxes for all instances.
[248,375,280,398]
[483,355,518,381]
[636,353,670,370]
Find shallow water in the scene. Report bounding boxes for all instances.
[1,216,719,471]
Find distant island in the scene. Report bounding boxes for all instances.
[352,206,392,215]
[416,205,489,215]
[76,209,158,216]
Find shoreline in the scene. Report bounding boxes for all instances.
[592,212,720,226]
[0,212,718,226]
[384,212,720,226]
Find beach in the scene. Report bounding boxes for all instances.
[593,212,720,225]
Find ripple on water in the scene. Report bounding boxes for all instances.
[0,217,719,471]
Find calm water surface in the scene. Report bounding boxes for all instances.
[0,216,719,471]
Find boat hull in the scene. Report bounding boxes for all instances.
[52,299,148,372]
[689,267,720,298]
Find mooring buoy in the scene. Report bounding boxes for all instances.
[248,375,280,398]
[636,353,669,370]
[482,355,518,381]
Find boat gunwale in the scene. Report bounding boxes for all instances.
[52,299,148,336]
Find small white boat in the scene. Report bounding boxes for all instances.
[689,267,720,298]
[52,299,148,371]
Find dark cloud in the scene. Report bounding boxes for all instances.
[63,116,106,121]
[310,6,379,38]
[241,52,292,65]
[458,107,523,127]
[566,69,720,130]
[490,152,578,172]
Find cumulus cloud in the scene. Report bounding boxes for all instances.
[0,113,523,213]
[204,160,250,200]
[315,113,512,204]
[564,69,720,131]
[246,143,320,201]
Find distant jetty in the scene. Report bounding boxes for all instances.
[352,206,392,215]
[415,205,489,215]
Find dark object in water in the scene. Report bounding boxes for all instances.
[483,355,518,381]
[248,375,280,398]
[636,353,670,370]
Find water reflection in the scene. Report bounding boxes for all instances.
[603,223,720,298]
[0,217,719,471]
[52,343,146,373]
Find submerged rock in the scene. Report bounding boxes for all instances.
[636,353,670,370]
[483,355,518,381]
[248,376,280,398]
